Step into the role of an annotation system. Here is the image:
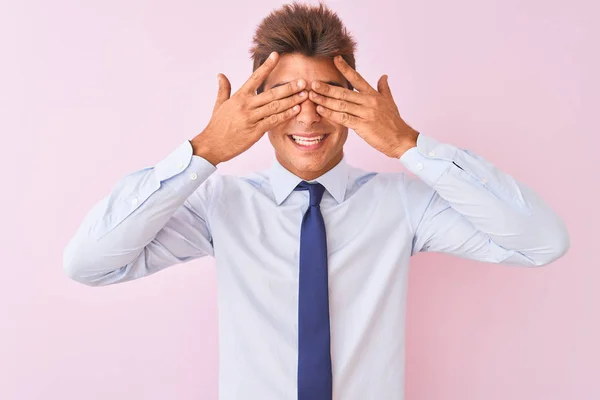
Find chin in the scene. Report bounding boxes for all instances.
[289,157,324,170]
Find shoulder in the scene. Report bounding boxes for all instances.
[193,168,270,201]
[344,161,407,198]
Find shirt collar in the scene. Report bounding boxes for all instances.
[268,154,349,206]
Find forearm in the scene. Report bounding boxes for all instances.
[400,134,569,266]
[63,140,217,284]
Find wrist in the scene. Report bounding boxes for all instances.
[392,129,419,158]
[190,137,222,167]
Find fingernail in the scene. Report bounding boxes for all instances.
[297,80,305,88]
[313,82,321,89]
[299,91,306,97]
[293,105,300,111]
[270,52,276,60]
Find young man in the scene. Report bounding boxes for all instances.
[63,3,569,400]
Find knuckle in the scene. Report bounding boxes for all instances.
[269,113,278,124]
[269,101,280,112]
[287,82,296,93]
[340,112,349,122]
[269,89,277,101]
[338,100,346,110]
[340,90,347,100]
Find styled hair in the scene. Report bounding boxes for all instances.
[249,1,358,94]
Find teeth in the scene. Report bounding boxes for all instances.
[292,135,325,145]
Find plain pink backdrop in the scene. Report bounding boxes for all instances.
[1,0,597,399]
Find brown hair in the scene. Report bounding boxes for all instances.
[249,1,358,94]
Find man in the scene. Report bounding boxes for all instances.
[63,2,570,400]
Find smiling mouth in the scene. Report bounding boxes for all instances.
[287,134,330,150]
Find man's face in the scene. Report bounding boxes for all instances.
[262,53,349,181]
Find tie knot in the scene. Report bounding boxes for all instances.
[294,181,326,207]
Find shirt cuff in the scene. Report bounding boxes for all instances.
[398,133,458,186]
[154,140,218,193]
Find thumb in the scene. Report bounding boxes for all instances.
[377,74,392,98]
[213,73,231,113]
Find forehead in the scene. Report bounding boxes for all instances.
[263,53,346,90]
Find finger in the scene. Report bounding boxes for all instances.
[311,80,369,105]
[240,51,279,94]
[257,103,301,132]
[377,75,392,98]
[309,90,369,118]
[333,55,377,94]
[250,90,308,123]
[248,79,306,109]
[315,105,363,130]
[213,73,231,113]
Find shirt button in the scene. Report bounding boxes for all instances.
[177,162,185,169]
[416,162,424,170]
[428,151,436,157]
[480,178,487,184]
[131,197,138,205]
[190,172,198,180]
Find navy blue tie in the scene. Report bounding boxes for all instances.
[294,181,332,400]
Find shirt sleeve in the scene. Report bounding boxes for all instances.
[63,140,219,286]
[398,133,570,267]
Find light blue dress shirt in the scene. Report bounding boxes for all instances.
[63,133,569,400]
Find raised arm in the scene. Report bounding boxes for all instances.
[63,51,309,285]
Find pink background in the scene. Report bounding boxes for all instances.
[1,0,597,398]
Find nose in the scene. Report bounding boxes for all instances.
[295,92,321,127]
